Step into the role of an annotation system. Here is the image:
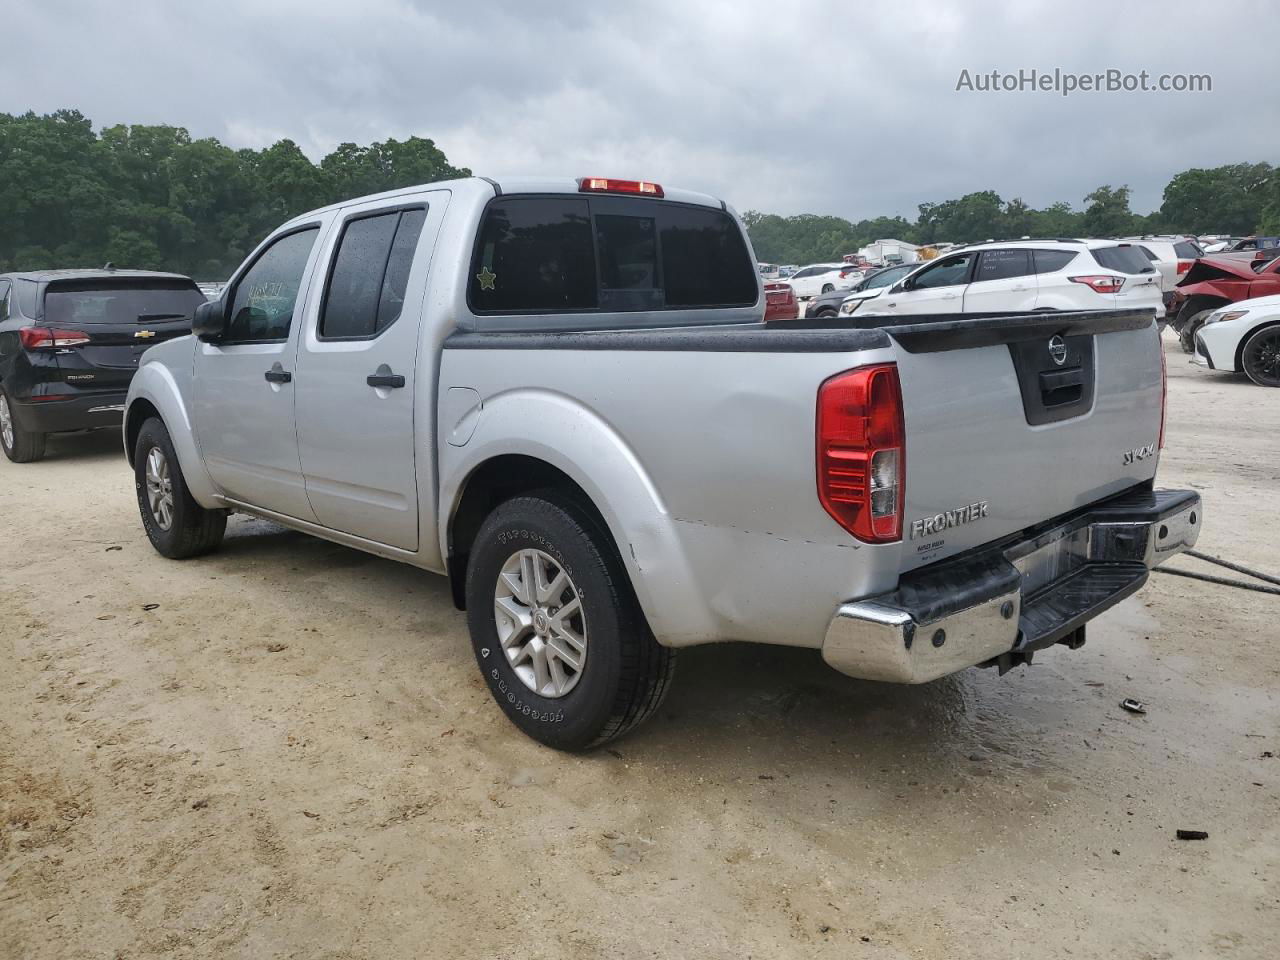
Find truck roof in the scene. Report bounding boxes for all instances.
[282,176,728,227]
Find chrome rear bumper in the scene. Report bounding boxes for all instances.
[822,488,1201,683]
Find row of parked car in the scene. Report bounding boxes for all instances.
[763,234,1280,388]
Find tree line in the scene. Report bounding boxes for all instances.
[0,109,468,278]
[2,109,1277,276]
[745,165,1279,265]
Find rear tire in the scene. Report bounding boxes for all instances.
[134,417,226,559]
[1241,325,1280,387]
[820,283,834,294]
[465,493,675,751]
[0,389,47,463]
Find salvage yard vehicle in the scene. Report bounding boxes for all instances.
[853,239,1164,319]
[1192,293,1280,386]
[124,176,1201,750]
[784,263,862,301]
[1170,253,1280,353]
[802,262,917,319]
[0,269,205,462]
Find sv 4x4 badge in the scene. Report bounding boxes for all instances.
[1123,443,1156,465]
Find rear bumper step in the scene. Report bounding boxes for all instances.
[822,487,1201,683]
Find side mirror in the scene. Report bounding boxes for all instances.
[192,298,228,342]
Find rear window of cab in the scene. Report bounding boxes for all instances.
[468,195,758,315]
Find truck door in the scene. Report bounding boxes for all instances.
[962,249,1037,311]
[292,194,446,551]
[193,223,327,521]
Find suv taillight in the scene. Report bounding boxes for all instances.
[1069,275,1125,294]
[1176,259,1192,275]
[19,327,91,350]
[817,364,905,543]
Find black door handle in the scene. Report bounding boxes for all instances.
[264,367,292,384]
[367,363,406,389]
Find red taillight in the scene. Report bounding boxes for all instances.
[578,177,664,198]
[1069,275,1125,294]
[817,364,905,543]
[1158,340,1167,450]
[19,327,91,350]
[1176,260,1192,275]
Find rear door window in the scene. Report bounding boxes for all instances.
[468,195,757,315]
[1173,240,1203,258]
[1093,245,1156,274]
[1033,249,1078,274]
[974,249,1032,281]
[320,207,427,339]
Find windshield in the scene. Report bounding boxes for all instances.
[43,279,205,325]
[863,265,909,290]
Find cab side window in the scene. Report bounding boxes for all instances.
[226,227,320,343]
[911,252,975,289]
[320,208,427,340]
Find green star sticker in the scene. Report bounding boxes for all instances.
[476,266,497,291]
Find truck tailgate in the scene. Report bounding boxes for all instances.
[885,309,1162,572]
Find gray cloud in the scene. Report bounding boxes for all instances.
[5,0,1276,220]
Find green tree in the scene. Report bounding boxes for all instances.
[1160,163,1272,235]
[1081,185,1138,237]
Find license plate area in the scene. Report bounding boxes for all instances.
[1008,526,1091,599]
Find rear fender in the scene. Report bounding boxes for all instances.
[439,388,715,644]
[126,358,220,508]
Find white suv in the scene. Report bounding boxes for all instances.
[849,240,1164,319]
[785,263,863,301]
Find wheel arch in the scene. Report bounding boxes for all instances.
[124,398,161,467]
[446,455,618,611]
[125,361,220,507]
[1235,318,1280,379]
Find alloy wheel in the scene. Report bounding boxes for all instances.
[145,446,175,531]
[0,394,13,451]
[493,548,587,698]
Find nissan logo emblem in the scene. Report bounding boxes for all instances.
[1048,335,1068,366]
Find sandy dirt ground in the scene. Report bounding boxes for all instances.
[2,334,1277,959]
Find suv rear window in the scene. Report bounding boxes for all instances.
[43,279,206,325]
[1092,245,1155,274]
[469,195,756,315]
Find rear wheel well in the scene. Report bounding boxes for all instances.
[124,399,161,466]
[1178,294,1228,322]
[447,455,618,610]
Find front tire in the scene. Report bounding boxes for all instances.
[820,283,834,294]
[1241,325,1280,387]
[0,389,47,463]
[134,417,226,559]
[465,493,674,751]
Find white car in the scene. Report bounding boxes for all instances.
[852,240,1164,319]
[1192,294,1280,387]
[1121,236,1204,295]
[785,263,863,301]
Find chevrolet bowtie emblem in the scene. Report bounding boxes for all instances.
[134,330,157,338]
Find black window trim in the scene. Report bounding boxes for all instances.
[465,192,759,318]
[317,202,429,343]
[220,221,324,347]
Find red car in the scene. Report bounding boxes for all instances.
[1171,254,1280,352]
[763,280,798,321]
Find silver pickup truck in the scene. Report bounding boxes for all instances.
[124,176,1201,750]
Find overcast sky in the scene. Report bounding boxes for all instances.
[5,0,1277,221]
